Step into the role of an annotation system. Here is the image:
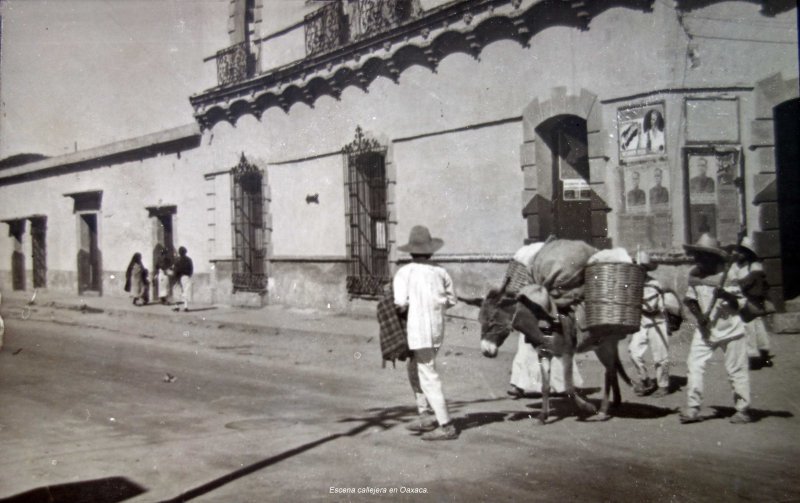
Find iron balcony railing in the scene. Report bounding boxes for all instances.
[216,42,255,87]
[305,0,420,57]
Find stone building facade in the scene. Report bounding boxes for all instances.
[0,0,797,310]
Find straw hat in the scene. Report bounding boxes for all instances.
[737,236,758,260]
[398,225,444,255]
[517,284,558,320]
[683,233,728,260]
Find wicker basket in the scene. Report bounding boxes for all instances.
[503,260,533,295]
[584,263,645,335]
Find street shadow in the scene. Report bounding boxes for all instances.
[184,307,217,313]
[0,476,146,503]
[604,401,678,419]
[519,399,576,424]
[159,398,505,502]
[709,406,794,423]
[451,411,516,431]
[669,375,688,392]
[512,387,601,399]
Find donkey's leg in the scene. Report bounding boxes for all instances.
[537,353,550,424]
[563,351,597,416]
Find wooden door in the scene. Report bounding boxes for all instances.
[78,214,100,293]
[552,118,592,243]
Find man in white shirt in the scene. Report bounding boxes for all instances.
[680,234,751,424]
[394,225,459,440]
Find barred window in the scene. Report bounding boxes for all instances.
[343,127,389,297]
[231,154,267,292]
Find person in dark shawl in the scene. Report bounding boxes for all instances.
[124,253,148,306]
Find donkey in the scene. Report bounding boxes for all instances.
[477,287,630,423]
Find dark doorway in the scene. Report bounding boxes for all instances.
[148,206,176,299]
[31,217,47,288]
[78,213,101,294]
[9,220,25,290]
[540,115,593,243]
[775,98,800,300]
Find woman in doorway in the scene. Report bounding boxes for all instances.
[154,245,174,305]
[124,253,148,306]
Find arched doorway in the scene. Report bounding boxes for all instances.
[775,97,800,299]
[536,115,592,242]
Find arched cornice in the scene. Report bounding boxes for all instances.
[192,0,662,130]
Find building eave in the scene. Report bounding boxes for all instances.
[0,124,202,186]
[190,0,663,130]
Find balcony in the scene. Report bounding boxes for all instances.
[305,0,421,57]
[191,0,657,130]
[215,42,255,87]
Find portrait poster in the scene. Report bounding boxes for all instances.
[618,102,667,163]
[623,163,671,214]
[686,149,742,244]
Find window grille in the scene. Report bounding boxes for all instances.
[231,154,267,292]
[343,127,389,297]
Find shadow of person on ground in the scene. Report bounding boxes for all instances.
[669,375,688,392]
[1,476,146,503]
[709,405,794,423]
[159,397,506,502]
[182,307,218,313]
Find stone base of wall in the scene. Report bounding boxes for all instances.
[0,270,79,295]
[437,261,509,300]
[231,291,266,308]
[269,261,349,310]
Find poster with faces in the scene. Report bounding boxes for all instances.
[624,164,670,213]
[618,103,667,163]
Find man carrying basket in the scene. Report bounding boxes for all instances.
[680,234,752,424]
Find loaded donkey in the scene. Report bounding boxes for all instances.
[476,239,635,423]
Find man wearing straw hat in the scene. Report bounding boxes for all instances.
[628,251,671,398]
[680,234,752,424]
[393,225,459,440]
[728,236,775,370]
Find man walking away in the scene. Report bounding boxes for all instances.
[394,225,459,441]
[172,246,193,312]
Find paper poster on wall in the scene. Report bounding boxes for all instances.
[623,163,670,214]
[563,179,591,201]
[686,149,742,244]
[618,102,666,163]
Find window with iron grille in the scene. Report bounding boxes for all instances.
[343,127,389,297]
[231,154,267,292]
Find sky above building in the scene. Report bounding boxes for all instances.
[0,0,232,157]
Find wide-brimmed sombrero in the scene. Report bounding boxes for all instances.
[683,233,728,260]
[398,225,444,255]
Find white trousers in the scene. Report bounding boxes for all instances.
[745,317,771,357]
[407,348,450,425]
[628,323,670,389]
[510,333,583,392]
[176,276,192,309]
[686,331,751,412]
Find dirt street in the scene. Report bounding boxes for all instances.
[0,302,798,502]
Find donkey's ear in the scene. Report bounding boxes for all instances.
[498,294,518,308]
